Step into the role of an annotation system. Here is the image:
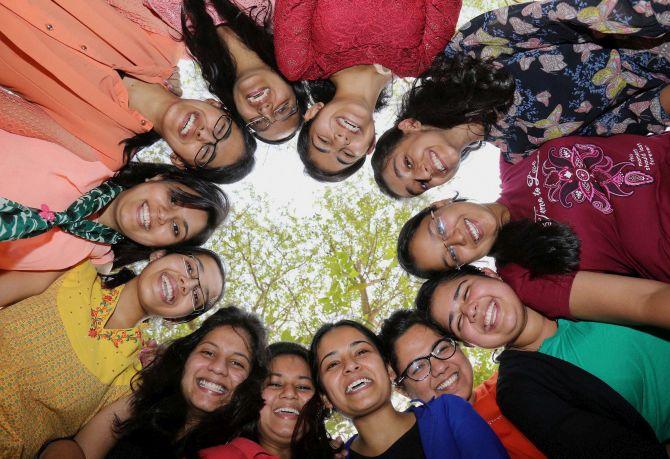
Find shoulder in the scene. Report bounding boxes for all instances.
[199,438,268,459]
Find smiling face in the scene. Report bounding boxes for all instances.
[393,324,474,403]
[316,326,392,419]
[136,252,224,318]
[258,354,315,449]
[112,179,208,247]
[234,69,301,141]
[429,275,526,349]
[409,201,501,272]
[181,325,252,418]
[161,98,245,170]
[382,120,482,197]
[305,101,376,174]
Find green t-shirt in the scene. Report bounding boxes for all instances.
[539,319,670,442]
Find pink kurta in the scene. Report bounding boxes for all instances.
[0,130,115,271]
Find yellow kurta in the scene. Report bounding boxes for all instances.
[0,262,147,457]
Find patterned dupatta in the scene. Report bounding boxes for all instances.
[0,181,125,244]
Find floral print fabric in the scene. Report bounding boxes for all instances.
[445,0,670,161]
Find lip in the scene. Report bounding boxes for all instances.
[463,218,482,244]
[435,371,459,392]
[179,111,199,139]
[345,377,373,395]
[272,406,301,420]
[246,87,270,106]
[483,300,498,331]
[335,116,361,134]
[159,272,177,304]
[137,201,151,231]
[426,148,449,176]
[197,377,228,396]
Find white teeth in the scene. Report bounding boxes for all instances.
[181,113,196,136]
[141,202,150,230]
[430,151,446,172]
[485,301,497,329]
[464,219,480,242]
[161,273,174,303]
[437,373,458,391]
[338,117,360,133]
[198,379,226,394]
[248,88,270,103]
[274,407,300,415]
[346,378,371,394]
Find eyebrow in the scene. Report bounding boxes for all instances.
[183,220,190,239]
[195,256,210,303]
[319,339,370,368]
[233,351,252,363]
[336,156,355,166]
[270,372,313,381]
[447,280,467,333]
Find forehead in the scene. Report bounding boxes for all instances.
[409,214,446,271]
[210,123,245,169]
[394,324,443,366]
[200,325,251,355]
[197,254,224,301]
[317,326,368,359]
[381,143,414,198]
[270,354,311,378]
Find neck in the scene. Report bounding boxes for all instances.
[351,401,414,456]
[122,75,176,136]
[259,438,292,459]
[485,202,512,230]
[217,26,269,78]
[330,65,392,112]
[97,197,121,232]
[509,307,557,351]
[105,277,146,329]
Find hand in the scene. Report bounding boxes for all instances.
[138,340,160,368]
[331,436,345,459]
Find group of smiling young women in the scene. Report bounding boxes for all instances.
[1,0,670,457]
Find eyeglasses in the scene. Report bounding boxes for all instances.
[184,255,207,312]
[395,338,457,385]
[245,102,298,133]
[194,112,233,168]
[430,208,462,269]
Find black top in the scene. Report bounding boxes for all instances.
[348,422,426,459]
[496,349,665,459]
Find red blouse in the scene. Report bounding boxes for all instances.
[273,0,461,81]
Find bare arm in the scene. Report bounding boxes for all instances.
[569,271,670,329]
[0,270,65,308]
[75,396,132,459]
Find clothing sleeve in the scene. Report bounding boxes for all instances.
[445,396,509,459]
[498,264,575,319]
[497,351,666,459]
[273,0,320,81]
[199,444,247,459]
[417,0,462,74]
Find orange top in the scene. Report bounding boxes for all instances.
[0,129,115,271]
[473,372,546,459]
[0,0,184,171]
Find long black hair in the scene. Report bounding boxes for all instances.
[297,81,390,183]
[397,202,581,279]
[372,54,514,196]
[181,0,308,144]
[108,162,229,269]
[101,246,226,322]
[112,306,269,458]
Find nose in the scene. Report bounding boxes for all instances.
[178,275,199,294]
[461,301,478,323]
[415,159,432,180]
[280,383,298,399]
[259,103,274,120]
[197,125,215,143]
[208,356,229,376]
[429,355,449,377]
[343,357,360,374]
[333,130,350,147]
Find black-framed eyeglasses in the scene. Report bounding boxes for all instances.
[430,208,462,269]
[395,338,457,385]
[245,102,298,133]
[184,255,207,312]
[194,112,233,168]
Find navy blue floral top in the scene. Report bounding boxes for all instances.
[445,0,670,161]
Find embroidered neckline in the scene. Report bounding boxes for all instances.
[88,287,147,348]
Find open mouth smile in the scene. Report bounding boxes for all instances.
[345,378,372,394]
[436,372,459,391]
[160,272,176,303]
[138,201,151,231]
[247,87,270,105]
[180,112,199,138]
[484,300,498,331]
[336,116,361,133]
[197,378,228,395]
[429,149,448,174]
[273,407,300,418]
[464,218,481,243]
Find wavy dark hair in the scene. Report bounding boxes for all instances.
[379,309,452,379]
[397,202,581,279]
[309,320,386,392]
[101,246,225,323]
[297,80,390,182]
[112,306,268,458]
[372,54,515,197]
[107,162,229,269]
[263,342,336,459]
[181,0,308,145]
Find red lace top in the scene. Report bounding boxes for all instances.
[273,0,462,81]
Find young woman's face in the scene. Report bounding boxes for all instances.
[393,324,474,403]
[161,98,245,170]
[112,179,208,247]
[306,100,376,174]
[316,326,392,419]
[409,201,500,272]
[137,252,224,318]
[428,275,526,349]
[234,68,301,142]
[181,325,253,417]
[382,121,478,197]
[258,354,315,448]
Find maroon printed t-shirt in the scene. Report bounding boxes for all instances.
[496,132,670,318]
